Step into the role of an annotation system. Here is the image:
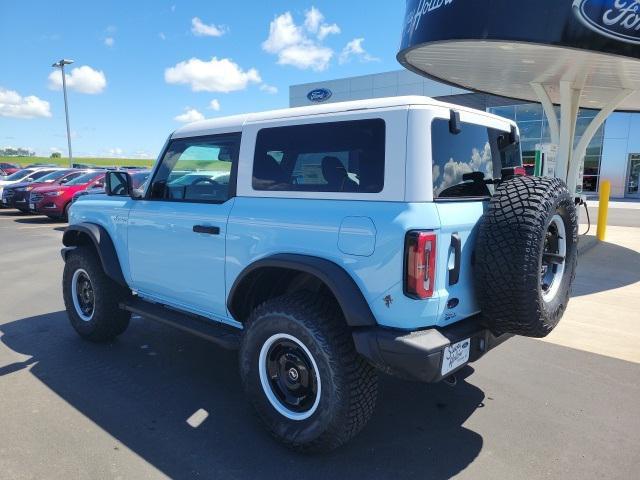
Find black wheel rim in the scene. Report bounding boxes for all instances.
[265,339,318,414]
[540,214,567,302]
[74,271,94,319]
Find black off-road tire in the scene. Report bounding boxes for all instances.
[475,176,578,338]
[63,246,131,342]
[239,291,378,452]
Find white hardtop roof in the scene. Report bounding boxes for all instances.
[171,95,514,138]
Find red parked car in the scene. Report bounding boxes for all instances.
[0,163,20,176]
[29,170,105,220]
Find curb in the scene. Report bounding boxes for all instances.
[577,235,598,256]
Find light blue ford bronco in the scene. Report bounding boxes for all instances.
[61,96,578,451]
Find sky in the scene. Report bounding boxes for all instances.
[0,1,405,159]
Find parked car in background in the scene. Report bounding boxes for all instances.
[71,170,151,203]
[30,170,105,220]
[0,168,64,205]
[4,169,87,212]
[0,163,20,177]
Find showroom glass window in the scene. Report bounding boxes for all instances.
[431,119,520,199]
[252,119,385,193]
[488,103,605,192]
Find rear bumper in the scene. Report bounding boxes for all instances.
[353,316,511,383]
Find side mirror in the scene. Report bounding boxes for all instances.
[105,171,132,196]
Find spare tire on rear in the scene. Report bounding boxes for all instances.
[475,176,578,338]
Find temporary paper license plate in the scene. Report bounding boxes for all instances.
[29,203,34,210]
[441,338,471,376]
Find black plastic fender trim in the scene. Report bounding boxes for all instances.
[227,253,377,327]
[62,223,127,287]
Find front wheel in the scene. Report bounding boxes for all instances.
[239,292,378,452]
[63,246,131,342]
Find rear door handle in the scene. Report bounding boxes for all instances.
[449,233,462,286]
[193,225,220,235]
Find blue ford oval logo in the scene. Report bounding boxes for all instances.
[307,88,332,103]
[573,0,640,45]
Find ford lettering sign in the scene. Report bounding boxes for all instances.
[307,88,332,103]
[573,0,640,45]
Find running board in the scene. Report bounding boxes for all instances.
[120,297,241,350]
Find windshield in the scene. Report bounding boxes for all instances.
[35,170,71,183]
[65,171,104,186]
[168,171,229,186]
[4,169,36,181]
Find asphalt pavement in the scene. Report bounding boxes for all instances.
[0,208,639,480]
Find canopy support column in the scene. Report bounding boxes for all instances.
[531,83,560,145]
[555,81,582,189]
[565,89,633,194]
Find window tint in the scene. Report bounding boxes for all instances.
[431,119,521,199]
[149,133,240,203]
[253,119,385,193]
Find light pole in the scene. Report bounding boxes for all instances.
[51,59,74,167]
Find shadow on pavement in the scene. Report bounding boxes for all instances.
[572,239,640,297]
[0,311,485,480]
[13,216,62,225]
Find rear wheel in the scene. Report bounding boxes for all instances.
[239,291,378,452]
[63,246,131,342]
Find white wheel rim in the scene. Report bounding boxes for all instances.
[258,333,321,421]
[541,214,567,303]
[71,268,95,322]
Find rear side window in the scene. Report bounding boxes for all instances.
[253,119,385,193]
[431,119,521,199]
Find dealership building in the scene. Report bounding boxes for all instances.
[290,69,640,199]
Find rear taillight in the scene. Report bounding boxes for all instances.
[514,166,527,176]
[404,231,437,299]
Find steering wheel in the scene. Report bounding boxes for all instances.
[192,177,219,186]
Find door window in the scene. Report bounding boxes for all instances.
[149,133,240,203]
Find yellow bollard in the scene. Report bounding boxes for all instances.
[596,179,611,241]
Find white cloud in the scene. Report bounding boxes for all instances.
[48,65,107,94]
[191,17,227,37]
[208,99,220,111]
[108,147,123,156]
[104,37,114,47]
[260,84,278,94]
[433,142,493,195]
[262,8,339,71]
[303,6,340,39]
[164,57,261,93]
[339,38,379,64]
[304,6,323,33]
[318,23,340,40]
[0,87,51,119]
[174,108,205,123]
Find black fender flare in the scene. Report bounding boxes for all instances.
[227,253,377,327]
[62,223,127,287]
